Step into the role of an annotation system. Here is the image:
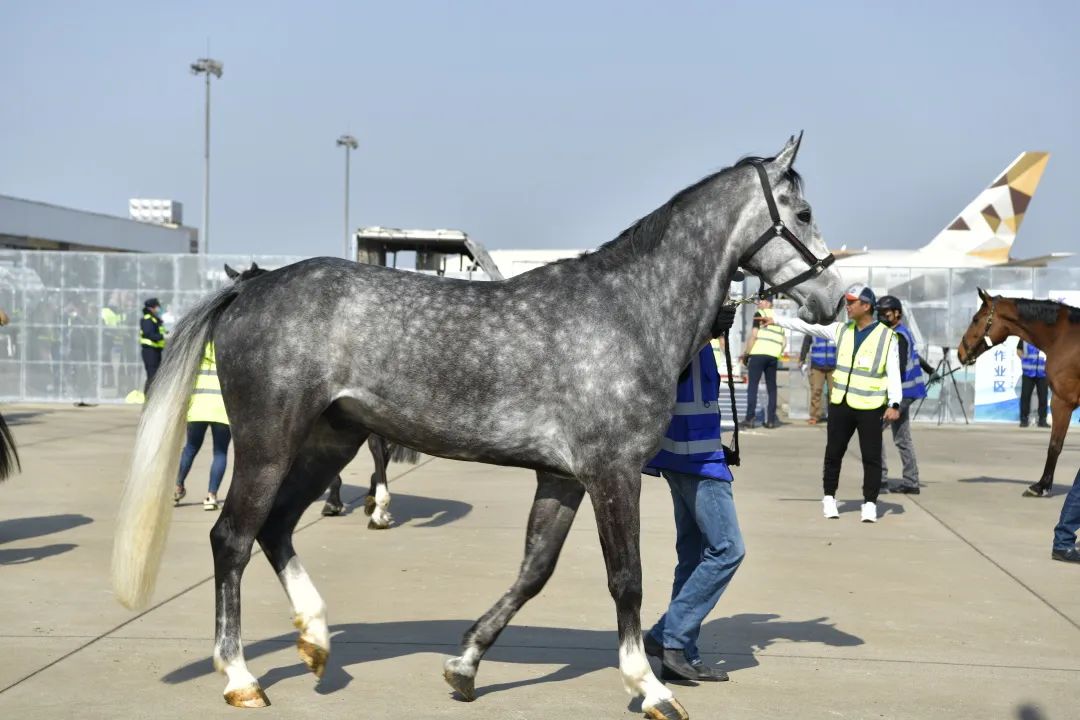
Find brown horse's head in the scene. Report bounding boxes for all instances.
[957,288,1017,365]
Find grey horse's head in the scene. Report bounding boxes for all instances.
[736,135,844,323]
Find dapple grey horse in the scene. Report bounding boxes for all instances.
[112,135,843,719]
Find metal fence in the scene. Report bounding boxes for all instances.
[0,251,305,403]
[0,250,1077,416]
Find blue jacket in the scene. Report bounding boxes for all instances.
[644,346,733,481]
[1021,342,1046,378]
[894,323,927,399]
[809,337,837,369]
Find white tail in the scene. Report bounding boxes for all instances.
[922,151,1049,263]
[111,288,235,610]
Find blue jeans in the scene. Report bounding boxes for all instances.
[648,471,745,661]
[176,421,231,495]
[1053,466,1080,551]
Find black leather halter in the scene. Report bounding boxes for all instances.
[739,163,835,302]
[959,297,998,363]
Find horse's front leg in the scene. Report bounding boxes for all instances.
[591,469,687,720]
[444,471,584,700]
[1026,397,1076,497]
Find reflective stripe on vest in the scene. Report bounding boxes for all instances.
[187,342,229,425]
[895,323,927,399]
[645,346,732,481]
[1021,343,1046,378]
[830,322,892,409]
[139,313,166,349]
[810,337,837,368]
[750,310,786,358]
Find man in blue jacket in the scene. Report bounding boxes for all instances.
[643,305,744,683]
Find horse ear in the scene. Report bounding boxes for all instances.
[977,287,991,304]
[773,131,804,174]
[224,264,239,280]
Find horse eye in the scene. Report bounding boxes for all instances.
[797,209,812,223]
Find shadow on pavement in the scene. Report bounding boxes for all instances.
[0,513,92,565]
[319,485,473,528]
[163,613,862,700]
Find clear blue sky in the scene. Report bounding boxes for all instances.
[3,1,1076,260]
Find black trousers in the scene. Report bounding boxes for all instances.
[142,346,162,394]
[1020,375,1048,424]
[745,355,778,422]
[824,401,885,503]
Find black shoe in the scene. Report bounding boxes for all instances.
[1051,548,1080,563]
[1019,420,1029,428]
[893,485,920,494]
[1038,420,1051,428]
[643,632,662,659]
[742,416,757,429]
[763,420,779,429]
[660,650,728,682]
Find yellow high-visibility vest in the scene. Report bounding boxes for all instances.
[139,313,166,349]
[749,309,786,358]
[187,342,229,425]
[830,321,893,410]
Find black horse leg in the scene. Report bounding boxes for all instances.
[210,453,291,707]
[443,472,585,700]
[366,434,392,528]
[259,420,366,678]
[1026,399,1076,497]
[321,475,345,516]
[590,469,687,720]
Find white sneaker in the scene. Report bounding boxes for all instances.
[861,502,877,523]
[822,495,839,519]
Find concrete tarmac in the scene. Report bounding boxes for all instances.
[0,404,1077,719]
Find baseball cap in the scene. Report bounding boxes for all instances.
[843,284,876,307]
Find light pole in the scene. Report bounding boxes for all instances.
[336,134,358,260]
[190,57,223,254]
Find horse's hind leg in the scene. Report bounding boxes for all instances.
[321,475,345,516]
[444,471,584,701]
[1026,398,1076,497]
[366,434,393,529]
[259,418,367,678]
[210,454,290,707]
[590,469,685,720]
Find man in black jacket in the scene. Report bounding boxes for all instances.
[139,297,166,393]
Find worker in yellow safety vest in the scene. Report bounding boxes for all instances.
[740,299,786,429]
[173,342,231,510]
[765,285,902,523]
[139,297,167,393]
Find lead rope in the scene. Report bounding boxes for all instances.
[721,329,741,466]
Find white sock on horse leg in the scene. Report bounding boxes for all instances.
[279,557,329,653]
[619,637,673,706]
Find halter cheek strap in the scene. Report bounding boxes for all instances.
[960,298,997,361]
[735,164,835,304]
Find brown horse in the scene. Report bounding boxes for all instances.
[957,288,1080,496]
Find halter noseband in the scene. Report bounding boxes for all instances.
[736,163,835,303]
[960,297,998,362]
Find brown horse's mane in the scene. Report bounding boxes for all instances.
[1013,298,1080,326]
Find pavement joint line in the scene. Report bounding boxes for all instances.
[0,455,437,696]
[905,494,1080,633]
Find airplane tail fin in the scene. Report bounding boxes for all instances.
[923,151,1049,263]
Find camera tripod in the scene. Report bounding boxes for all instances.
[914,346,969,425]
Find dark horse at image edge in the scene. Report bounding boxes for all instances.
[112,135,843,720]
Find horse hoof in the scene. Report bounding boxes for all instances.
[1022,486,1050,498]
[644,698,689,720]
[321,502,344,516]
[443,658,476,701]
[297,637,328,678]
[224,684,271,708]
[367,519,391,530]
[363,495,377,516]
